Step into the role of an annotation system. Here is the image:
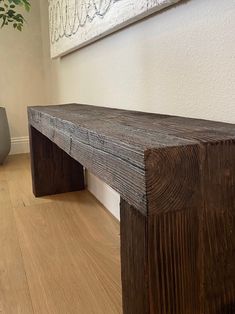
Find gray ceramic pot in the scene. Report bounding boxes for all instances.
[0,107,11,164]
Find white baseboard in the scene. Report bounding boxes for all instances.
[86,171,120,221]
[10,136,30,155]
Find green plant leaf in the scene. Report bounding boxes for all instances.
[0,0,30,30]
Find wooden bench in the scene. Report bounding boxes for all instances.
[28,104,235,314]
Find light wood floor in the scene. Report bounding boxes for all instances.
[0,154,122,314]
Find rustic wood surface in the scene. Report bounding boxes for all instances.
[28,103,235,215]
[28,103,235,314]
[202,139,235,313]
[120,199,149,314]
[29,125,85,197]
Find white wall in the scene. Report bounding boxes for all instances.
[39,0,235,220]
[0,1,46,154]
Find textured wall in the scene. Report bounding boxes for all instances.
[40,0,235,219]
[49,0,181,57]
[0,1,46,139]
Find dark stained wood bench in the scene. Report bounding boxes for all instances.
[28,104,235,314]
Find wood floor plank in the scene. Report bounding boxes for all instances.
[0,179,11,207]
[14,190,122,314]
[0,167,6,181]
[4,155,53,208]
[0,179,34,314]
[0,154,121,313]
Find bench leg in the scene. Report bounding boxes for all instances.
[120,199,202,314]
[120,149,235,314]
[120,198,149,314]
[29,125,85,197]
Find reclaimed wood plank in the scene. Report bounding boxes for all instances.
[120,199,149,314]
[201,139,235,313]
[29,126,85,197]
[28,103,235,314]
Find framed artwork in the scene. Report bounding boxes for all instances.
[49,0,181,58]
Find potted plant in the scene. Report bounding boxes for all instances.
[0,0,30,30]
[0,0,30,164]
[0,108,11,164]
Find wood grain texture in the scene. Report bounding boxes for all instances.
[0,176,34,314]
[28,103,235,215]
[0,155,121,314]
[145,144,201,215]
[148,209,200,314]
[120,200,200,314]
[201,140,235,313]
[3,154,52,208]
[28,104,235,313]
[29,126,85,197]
[145,139,235,313]
[120,199,149,314]
[14,190,121,314]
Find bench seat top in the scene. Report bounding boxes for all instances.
[28,104,235,215]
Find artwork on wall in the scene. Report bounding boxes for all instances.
[49,0,182,58]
